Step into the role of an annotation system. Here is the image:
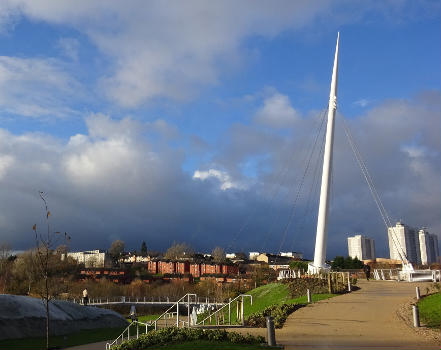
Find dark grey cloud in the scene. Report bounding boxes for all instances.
[0,91,439,259]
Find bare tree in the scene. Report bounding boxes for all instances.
[0,243,12,293]
[33,192,70,350]
[211,246,226,263]
[164,242,194,260]
[109,240,125,265]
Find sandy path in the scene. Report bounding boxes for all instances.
[276,280,439,349]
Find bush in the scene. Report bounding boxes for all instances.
[112,327,264,350]
[245,303,302,328]
[286,277,329,298]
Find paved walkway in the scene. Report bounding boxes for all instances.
[67,280,440,350]
[276,280,439,349]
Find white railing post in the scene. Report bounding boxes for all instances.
[228,298,231,325]
[240,296,244,325]
[176,301,179,327]
[187,294,190,328]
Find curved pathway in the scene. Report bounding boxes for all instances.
[275,280,439,349]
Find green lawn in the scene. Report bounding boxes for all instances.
[199,282,336,325]
[418,292,441,328]
[243,282,335,318]
[127,314,161,323]
[0,327,126,349]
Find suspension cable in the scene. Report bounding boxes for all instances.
[274,108,328,258]
[340,115,409,265]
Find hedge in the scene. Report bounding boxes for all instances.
[111,327,265,350]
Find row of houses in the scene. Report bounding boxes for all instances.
[147,260,239,277]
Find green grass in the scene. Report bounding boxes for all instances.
[127,314,161,323]
[418,292,441,328]
[243,283,335,319]
[149,340,267,349]
[199,282,336,325]
[0,327,126,349]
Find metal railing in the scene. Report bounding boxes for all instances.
[196,294,252,326]
[105,320,150,350]
[106,293,198,349]
[70,295,224,307]
[374,268,441,282]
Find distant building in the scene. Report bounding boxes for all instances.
[121,253,150,264]
[256,253,292,270]
[249,252,260,260]
[419,229,440,265]
[347,235,376,260]
[65,250,112,268]
[388,222,421,264]
[280,252,303,260]
[226,253,236,259]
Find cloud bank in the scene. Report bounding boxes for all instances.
[0,91,439,258]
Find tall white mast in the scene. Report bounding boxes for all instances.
[309,33,340,274]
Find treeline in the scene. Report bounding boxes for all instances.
[0,244,252,302]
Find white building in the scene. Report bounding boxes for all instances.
[347,235,376,260]
[280,252,303,259]
[65,250,112,268]
[249,252,260,260]
[419,229,440,265]
[388,222,421,265]
[226,253,236,259]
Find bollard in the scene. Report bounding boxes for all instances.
[415,286,420,300]
[307,289,311,303]
[266,316,276,346]
[412,305,420,327]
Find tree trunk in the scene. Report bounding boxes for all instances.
[46,277,50,350]
[46,298,49,349]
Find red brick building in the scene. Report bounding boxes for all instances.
[201,262,216,275]
[158,261,176,274]
[147,260,159,274]
[222,264,239,275]
[176,261,190,274]
[190,263,201,277]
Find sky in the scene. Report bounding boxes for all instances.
[0,0,440,259]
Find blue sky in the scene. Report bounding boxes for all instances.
[0,1,440,259]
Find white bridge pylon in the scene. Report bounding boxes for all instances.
[308,33,339,274]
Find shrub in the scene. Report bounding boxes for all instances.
[286,277,328,298]
[245,303,302,328]
[112,327,264,350]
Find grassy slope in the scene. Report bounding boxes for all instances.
[243,282,335,318]
[0,327,125,350]
[198,283,335,324]
[418,292,441,328]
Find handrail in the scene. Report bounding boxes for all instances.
[196,294,252,326]
[105,320,149,350]
[148,293,197,328]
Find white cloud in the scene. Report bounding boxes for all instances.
[0,154,14,179]
[0,56,79,118]
[0,1,336,107]
[57,37,80,61]
[254,91,300,128]
[353,98,370,108]
[193,169,243,191]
